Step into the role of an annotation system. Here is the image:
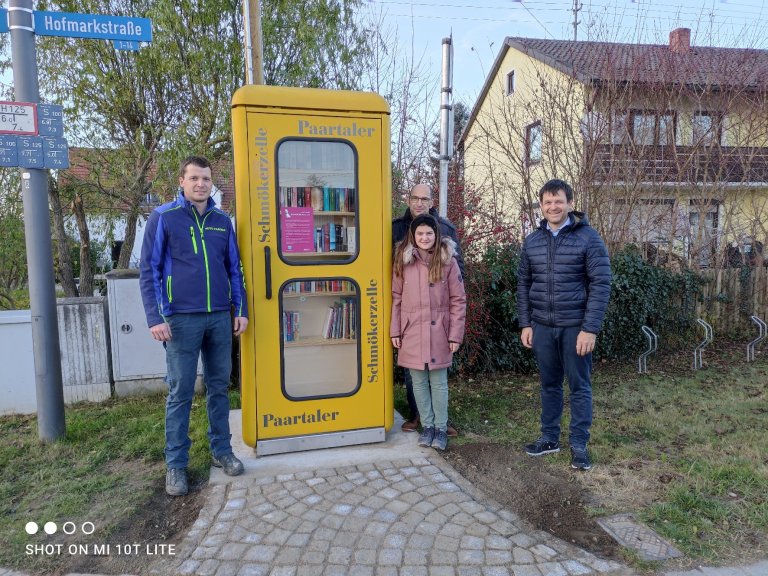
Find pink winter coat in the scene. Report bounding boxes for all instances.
[390,238,467,370]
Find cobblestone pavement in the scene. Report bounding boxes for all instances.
[148,454,631,576]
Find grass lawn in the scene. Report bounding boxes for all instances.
[0,393,214,574]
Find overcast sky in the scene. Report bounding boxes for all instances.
[368,0,768,104]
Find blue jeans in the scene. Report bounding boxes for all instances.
[531,323,593,448]
[164,311,233,469]
[409,367,448,431]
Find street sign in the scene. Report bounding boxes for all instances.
[0,8,7,33]
[0,135,19,167]
[18,136,45,169]
[43,137,69,169]
[33,11,152,42]
[0,101,37,135]
[37,104,64,137]
[113,40,140,51]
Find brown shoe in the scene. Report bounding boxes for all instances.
[447,424,459,438]
[401,417,420,432]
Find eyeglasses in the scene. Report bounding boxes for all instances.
[409,196,432,204]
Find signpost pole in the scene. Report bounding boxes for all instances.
[9,0,66,441]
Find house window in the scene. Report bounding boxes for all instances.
[688,201,719,268]
[692,112,723,145]
[629,110,677,145]
[525,121,542,165]
[505,70,515,95]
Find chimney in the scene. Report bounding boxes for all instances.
[669,28,691,54]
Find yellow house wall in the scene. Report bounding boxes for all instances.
[463,46,589,233]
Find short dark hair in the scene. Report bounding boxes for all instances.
[539,179,573,203]
[180,155,212,177]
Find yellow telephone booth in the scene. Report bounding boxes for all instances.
[232,85,393,455]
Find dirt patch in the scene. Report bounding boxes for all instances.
[49,480,206,576]
[444,441,622,560]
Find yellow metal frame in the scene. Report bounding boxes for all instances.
[232,85,393,448]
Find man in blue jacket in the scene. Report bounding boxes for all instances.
[517,179,611,470]
[140,156,249,496]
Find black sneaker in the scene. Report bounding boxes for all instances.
[570,447,592,470]
[418,427,435,447]
[524,437,561,456]
[166,468,188,496]
[432,429,448,451]
[212,453,245,476]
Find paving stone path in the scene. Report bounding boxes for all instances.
[148,456,632,576]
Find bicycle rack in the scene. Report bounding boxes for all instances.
[638,325,658,374]
[693,319,713,369]
[747,315,767,362]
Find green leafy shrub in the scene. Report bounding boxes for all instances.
[598,246,701,360]
[455,241,702,374]
[454,242,536,375]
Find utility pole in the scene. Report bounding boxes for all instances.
[9,0,66,441]
[438,37,453,220]
[243,0,264,84]
[572,0,582,41]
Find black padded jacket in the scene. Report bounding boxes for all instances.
[517,212,611,334]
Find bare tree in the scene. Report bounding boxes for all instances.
[361,9,440,201]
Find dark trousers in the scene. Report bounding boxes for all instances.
[531,323,593,448]
[403,367,419,420]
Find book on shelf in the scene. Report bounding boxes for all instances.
[311,187,323,211]
[322,186,331,211]
[321,298,357,341]
[328,223,336,252]
[283,279,355,295]
[346,226,356,253]
[282,310,301,342]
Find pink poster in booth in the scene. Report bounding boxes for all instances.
[280,206,315,252]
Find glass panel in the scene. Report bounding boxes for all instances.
[632,113,655,145]
[658,114,675,145]
[693,112,713,144]
[527,123,542,163]
[277,140,357,264]
[280,279,360,399]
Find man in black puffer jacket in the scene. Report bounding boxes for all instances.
[517,179,611,471]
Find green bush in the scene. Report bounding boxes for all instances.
[598,246,701,359]
[454,242,536,375]
[455,241,702,374]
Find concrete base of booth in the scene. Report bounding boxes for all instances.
[255,427,386,456]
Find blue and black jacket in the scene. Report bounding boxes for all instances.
[140,192,248,328]
[517,212,611,334]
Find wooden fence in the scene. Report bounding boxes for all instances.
[695,266,768,334]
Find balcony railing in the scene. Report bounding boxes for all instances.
[590,145,768,184]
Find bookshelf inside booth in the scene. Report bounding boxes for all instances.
[277,139,358,264]
[280,279,360,399]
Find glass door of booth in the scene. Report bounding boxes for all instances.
[277,140,361,400]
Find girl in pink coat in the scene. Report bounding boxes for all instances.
[390,214,466,451]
